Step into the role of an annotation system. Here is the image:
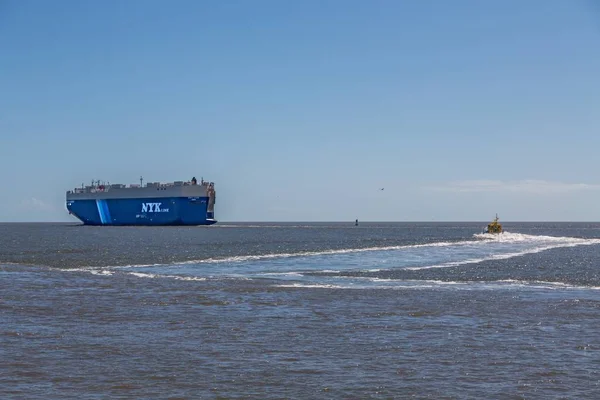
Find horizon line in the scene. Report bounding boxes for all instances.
[2,220,600,224]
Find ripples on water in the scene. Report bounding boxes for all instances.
[2,222,600,398]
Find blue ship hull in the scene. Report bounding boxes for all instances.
[66,196,217,226]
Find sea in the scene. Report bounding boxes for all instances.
[1,221,600,399]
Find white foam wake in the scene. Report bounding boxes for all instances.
[128,272,206,281]
[405,242,597,271]
[62,231,600,290]
[98,231,597,270]
[473,232,597,244]
[273,279,600,291]
[104,240,476,270]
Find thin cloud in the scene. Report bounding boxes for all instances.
[19,197,55,211]
[6,197,67,222]
[423,180,600,194]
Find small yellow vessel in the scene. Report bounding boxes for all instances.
[485,214,503,234]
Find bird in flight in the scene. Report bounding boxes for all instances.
[379,188,384,191]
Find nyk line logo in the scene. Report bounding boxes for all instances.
[141,202,169,213]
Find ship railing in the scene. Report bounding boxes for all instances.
[69,179,214,192]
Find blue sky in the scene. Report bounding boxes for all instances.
[1,0,600,222]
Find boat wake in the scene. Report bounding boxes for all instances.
[57,231,600,292]
[272,279,600,292]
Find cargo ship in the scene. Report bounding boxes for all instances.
[66,176,216,226]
